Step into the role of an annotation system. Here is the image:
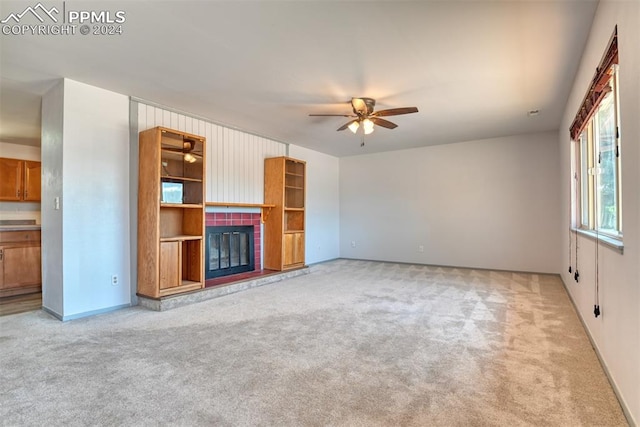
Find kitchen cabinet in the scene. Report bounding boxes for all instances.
[0,230,41,297]
[0,158,41,202]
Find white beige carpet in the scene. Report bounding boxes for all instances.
[0,259,627,426]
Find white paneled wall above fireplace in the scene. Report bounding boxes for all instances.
[135,102,287,204]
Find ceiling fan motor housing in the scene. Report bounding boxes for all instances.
[352,97,376,116]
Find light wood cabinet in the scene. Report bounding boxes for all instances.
[283,232,305,266]
[0,230,42,297]
[0,158,21,201]
[24,161,41,201]
[137,127,206,298]
[264,157,306,271]
[159,241,181,290]
[0,158,41,202]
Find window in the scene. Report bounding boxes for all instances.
[576,72,622,236]
[572,27,621,240]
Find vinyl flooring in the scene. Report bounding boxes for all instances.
[0,292,42,317]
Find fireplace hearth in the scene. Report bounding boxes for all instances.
[205,226,255,279]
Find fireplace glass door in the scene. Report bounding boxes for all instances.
[206,226,255,278]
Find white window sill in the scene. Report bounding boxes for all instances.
[571,228,624,254]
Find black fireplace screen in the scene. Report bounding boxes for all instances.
[205,226,255,279]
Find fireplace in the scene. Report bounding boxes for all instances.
[204,212,261,283]
[205,226,255,279]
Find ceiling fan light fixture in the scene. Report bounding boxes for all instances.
[184,153,197,163]
[363,118,375,135]
[310,97,417,138]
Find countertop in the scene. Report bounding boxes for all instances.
[0,221,41,232]
[0,225,41,231]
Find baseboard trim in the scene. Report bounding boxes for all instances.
[338,257,560,277]
[41,306,63,320]
[43,304,132,322]
[559,276,636,427]
[306,258,340,267]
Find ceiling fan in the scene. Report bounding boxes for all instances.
[309,97,418,135]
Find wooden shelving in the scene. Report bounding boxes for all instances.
[161,176,203,183]
[160,235,203,242]
[160,203,203,208]
[264,157,306,271]
[137,126,206,299]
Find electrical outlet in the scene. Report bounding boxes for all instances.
[351,241,356,248]
[418,245,424,253]
[111,275,118,286]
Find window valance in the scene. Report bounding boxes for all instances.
[570,26,618,141]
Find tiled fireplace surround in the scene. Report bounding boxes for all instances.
[205,211,261,285]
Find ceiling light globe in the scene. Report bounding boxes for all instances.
[363,119,374,135]
[348,121,360,134]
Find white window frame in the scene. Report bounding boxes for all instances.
[574,66,622,240]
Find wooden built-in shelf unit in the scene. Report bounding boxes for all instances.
[137,127,206,298]
[264,156,306,270]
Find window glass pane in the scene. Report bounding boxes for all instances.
[221,233,230,268]
[595,90,617,234]
[580,132,589,226]
[209,233,220,271]
[230,232,240,267]
[240,233,249,266]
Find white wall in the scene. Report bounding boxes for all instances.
[0,141,41,224]
[289,145,340,264]
[340,132,560,274]
[41,81,64,316]
[0,142,40,160]
[41,79,131,320]
[560,1,639,423]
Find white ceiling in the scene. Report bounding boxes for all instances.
[0,0,597,156]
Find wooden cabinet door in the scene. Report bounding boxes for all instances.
[283,232,304,267]
[292,232,304,265]
[1,245,41,289]
[0,158,23,201]
[23,161,41,201]
[159,241,181,290]
[283,234,294,266]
